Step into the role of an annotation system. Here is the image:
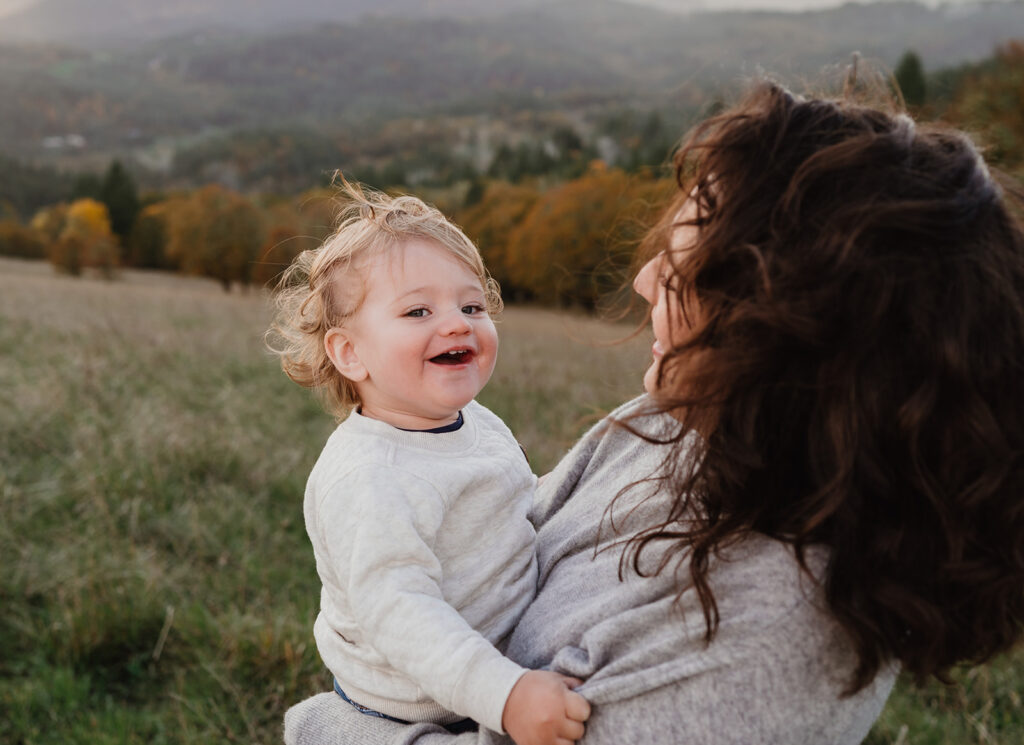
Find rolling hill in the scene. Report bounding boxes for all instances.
[1,0,1021,175]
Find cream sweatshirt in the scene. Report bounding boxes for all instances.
[303,400,538,734]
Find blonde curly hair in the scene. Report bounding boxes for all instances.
[267,180,502,419]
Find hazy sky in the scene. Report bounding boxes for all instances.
[638,0,995,9]
[0,0,1000,17]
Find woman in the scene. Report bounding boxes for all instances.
[284,81,1024,744]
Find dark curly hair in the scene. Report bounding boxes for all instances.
[621,80,1024,694]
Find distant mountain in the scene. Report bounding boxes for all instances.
[0,0,546,44]
[1,0,1021,167]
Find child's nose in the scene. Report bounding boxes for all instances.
[438,309,472,335]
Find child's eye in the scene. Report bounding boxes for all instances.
[405,308,429,318]
[461,304,486,315]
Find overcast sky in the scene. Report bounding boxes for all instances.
[0,0,1001,17]
[637,0,997,9]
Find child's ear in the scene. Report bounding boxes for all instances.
[324,328,368,382]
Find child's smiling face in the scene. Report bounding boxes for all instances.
[324,238,498,430]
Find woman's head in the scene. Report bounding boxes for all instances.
[627,81,1024,692]
[268,180,501,419]
[633,198,703,396]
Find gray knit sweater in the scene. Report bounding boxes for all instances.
[284,398,897,745]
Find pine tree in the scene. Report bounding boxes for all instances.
[99,160,140,245]
[895,51,927,108]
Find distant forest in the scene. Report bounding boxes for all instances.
[2,0,1023,188]
[1,1,1022,309]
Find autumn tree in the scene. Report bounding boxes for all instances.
[30,203,67,244]
[457,181,540,301]
[252,191,346,286]
[504,164,672,308]
[0,220,46,259]
[252,225,308,287]
[38,198,118,277]
[165,185,265,291]
[292,188,341,245]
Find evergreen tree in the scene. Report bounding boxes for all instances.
[99,160,140,245]
[895,50,927,108]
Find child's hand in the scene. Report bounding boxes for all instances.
[501,670,591,745]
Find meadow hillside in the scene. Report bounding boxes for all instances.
[0,257,1021,743]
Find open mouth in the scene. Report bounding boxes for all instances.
[430,349,474,365]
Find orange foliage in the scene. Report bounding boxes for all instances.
[0,220,46,260]
[250,190,343,287]
[164,185,265,291]
[457,181,540,301]
[502,167,673,308]
[292,188,340,245]
[253,225,308,287]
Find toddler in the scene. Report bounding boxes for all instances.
[269,182,589,745]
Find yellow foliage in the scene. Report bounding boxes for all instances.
[35,199,118,277]
[64,198,115,243]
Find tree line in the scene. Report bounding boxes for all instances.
[2,42,1021,308]
[0,159,671,307]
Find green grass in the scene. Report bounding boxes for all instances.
[1,257,1021,744]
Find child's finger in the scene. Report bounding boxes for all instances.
[558,675,584,689]
[565,690,591,721]
[560,718,585,740]
[554,739,577,745]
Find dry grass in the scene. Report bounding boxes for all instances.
[1,257,1020,744]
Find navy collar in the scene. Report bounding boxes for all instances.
[397,410,464,434]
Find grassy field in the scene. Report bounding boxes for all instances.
[1,258,1021,744]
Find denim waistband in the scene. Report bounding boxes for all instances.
[333,679,410,724]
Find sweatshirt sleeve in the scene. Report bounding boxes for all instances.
[316,466,527,733]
